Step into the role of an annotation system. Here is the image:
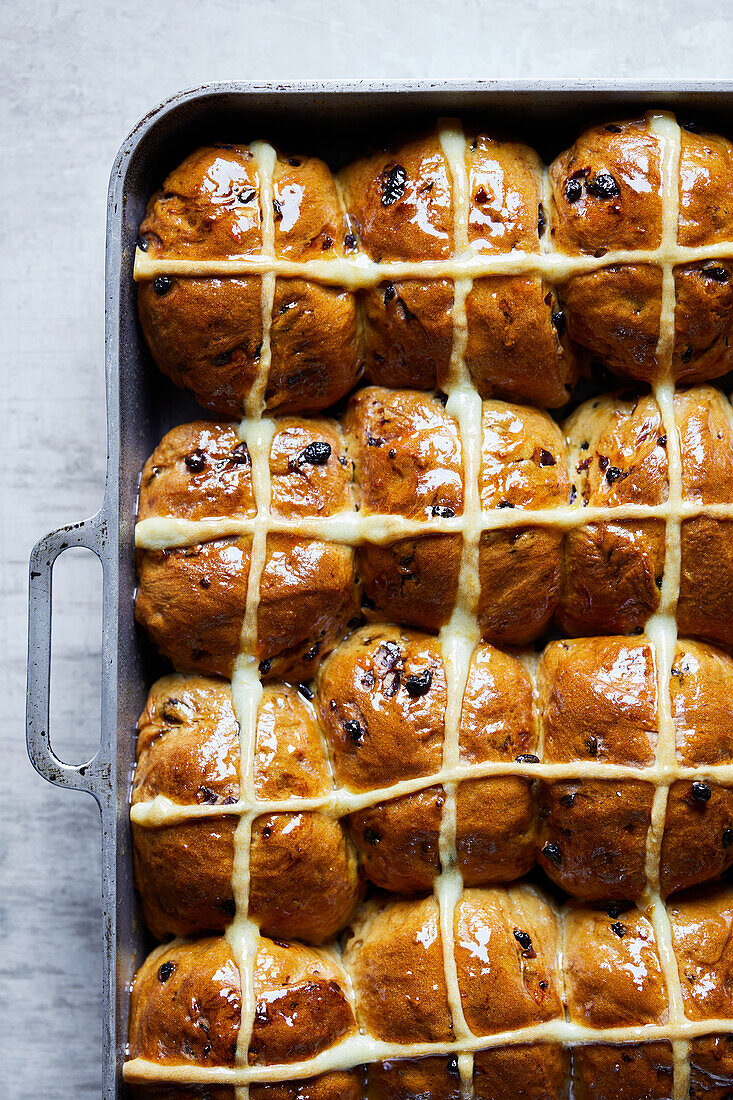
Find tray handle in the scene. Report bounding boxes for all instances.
[26,511,113,801]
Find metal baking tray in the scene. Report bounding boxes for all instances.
[25,79,733,1098]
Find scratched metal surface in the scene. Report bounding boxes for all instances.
[6,2,733,1097]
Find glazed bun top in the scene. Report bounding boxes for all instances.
[139,144,351,262]
[127,106,733,1100]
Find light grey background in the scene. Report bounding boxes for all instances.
[4,1,733,1095]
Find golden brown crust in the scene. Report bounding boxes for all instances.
[133,675,241,805]
[319,632,537,892]
[254,418,361,679]
[139,146,263,259]
[465,135,542,255]
[132,679,360,942]
[138,422,255,522]
[689,1034,733,1099]
[141,122,733,411]
[133,819,237,939]
[465,277,576,407]
[250,939,356,1065]
[136,536,251,678]
[672,263,733,382]
[340,135,455,263]
[129,1074,362,1100]
[358,279,455,391]
[550,120,664,383]
[128,938,242,1066]
[571,1043,674,1100]
[668,886,733,1021]
[473,1045,569,1100]
[345,895,454,1043]
[464,134,576,404]
[455,887,563,1035]
[138,146,359,416]
[271,156,350,261]
[340,130,576,404]
[478,401,570,644]
[455,776,536,886]
[672,127,733,381]
[129,934,355,1071]
[251,1071,363,1100]
[679,514,733,651]
[256,535,358,682]
[343,387,463,631]
[347,787,443,894]
[136,419,358,680]
[662,641,733,896]
[319,626,445,892]
[550,119,733,383]
[249,811,362,943]
[138,276,265,419]
[339,134,455,391]
[367,1056,460,1100]
[678,127,733,247]
[317,625,446,791]
[537,637,657,899]
[538,779,654,902]
[677,386,733,648]
[266,279,360,415]
[347,887,563,1045]
[560,263,664,383]
[558,392,667,636]
[537,637,658,765]
[253,686,332,800]
[563,905,669,1027]
[457,645,538,884]
[557,386,733,645]
[677,385,733,505]
[550,120,664,256]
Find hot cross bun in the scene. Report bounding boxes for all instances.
[131,676,361,942]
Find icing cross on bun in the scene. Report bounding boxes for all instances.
[126,109,733,1100]
[125,884,733,1097]
[135,385,733,660]
[131,632,733,922]
[136,115,733,414]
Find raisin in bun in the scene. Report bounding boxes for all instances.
[676,385,733,649]
[317,627,537,893]
[131,676,361,942]
[558,391,668,637]
[670,885,733,1100]
[345,886,565,1098]
[339,130,576,405]
[138,146,359,417]
[478,400,570,645]
[135,418,358,681]
[536,636,657,901]
[127,936,358,1093]
[537,635,733,900]
[550,116,733,384]
[343,386,464,632]
[317,625,447,894]
[564,903,673,1099]
[344,388,570,643]
[558,384,733,647]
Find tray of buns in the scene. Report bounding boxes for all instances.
[25,82,733,1100]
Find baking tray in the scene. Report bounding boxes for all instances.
[24,79,733,1098]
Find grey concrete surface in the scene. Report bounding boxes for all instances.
[3,1,733,1096]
